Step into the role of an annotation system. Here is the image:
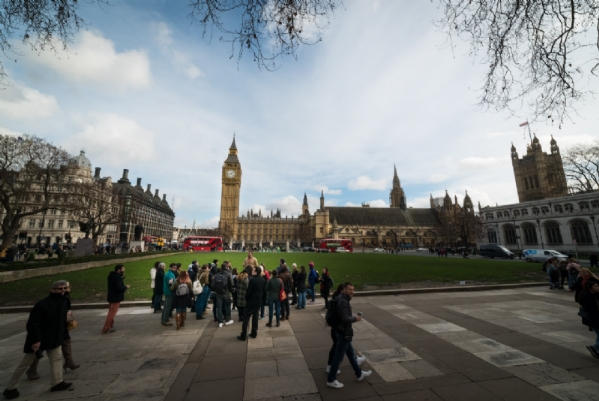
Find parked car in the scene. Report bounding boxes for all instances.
[302,246,316,252]
[317,248,330,253]
[479,244,515,259]
[373,248,385,252]
[522,249,568,263]
[416,248,428,252]
[336,247,350,253]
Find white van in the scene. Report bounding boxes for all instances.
[523,249,569,263]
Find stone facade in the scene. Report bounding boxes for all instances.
[219,138,477,249]
[511,136,568,202]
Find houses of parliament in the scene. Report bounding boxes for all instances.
[219,137,475,248]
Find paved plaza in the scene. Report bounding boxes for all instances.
[2,287,599,401]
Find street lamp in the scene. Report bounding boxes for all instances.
[536,218,545,249]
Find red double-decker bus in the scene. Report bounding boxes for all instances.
[319,239,353,253]
[183,236,223,252]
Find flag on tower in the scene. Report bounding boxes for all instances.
[519,121,529,127]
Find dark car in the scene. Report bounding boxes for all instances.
[479,244,515,259]
[302,247,316,252]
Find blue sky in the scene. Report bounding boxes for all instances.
[1,0,598,228]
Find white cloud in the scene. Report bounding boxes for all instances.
[429,174,447,183]
[28,31,151,89]
[459,157,510,170]
[0,126,23,137]
[265,196,302,216]
[199,216,220,228]
[348,175,387,190]
[65,113,156,167]
[313,185,342,195]
[0,82,59,119]
[154,22,202,79]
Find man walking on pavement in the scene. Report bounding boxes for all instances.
[161,263,178,326]
[3,281,73,399]
[327,282,371,389]
[238,265,266,341]
[102,264,130,334]
[212,263,234,327]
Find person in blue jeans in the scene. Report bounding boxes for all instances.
[265,270,282,327]
[308,262,318,304]
[296,265,307,309]
[326,282,371,388]
[195,265,211,320]
[161,264,177,326]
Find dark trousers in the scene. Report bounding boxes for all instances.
[232,291,238,310]
[281,298,290,319]
[560,270,568,287]
[215,294,231,324]
[152,289,163,311]
[241,304,260,336]
[291,287,297,304]
[238,306,245,321]
[327,329,362,383]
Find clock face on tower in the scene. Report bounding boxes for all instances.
[226,169,236,178]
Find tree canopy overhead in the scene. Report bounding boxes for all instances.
[2,0,599,122]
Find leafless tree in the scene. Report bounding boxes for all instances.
[437,0,599,124]
[563,141,599,193]
[0,134,71,249]
[188,0,341,70]
[218,220,234,246]
[59,180,120,245]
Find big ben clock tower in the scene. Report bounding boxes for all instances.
[219,136,242,242]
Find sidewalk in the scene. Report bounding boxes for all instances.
[2,287,599,400]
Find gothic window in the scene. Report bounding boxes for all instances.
[521,209,529,216]
[545,221,563,245]
[513,210,520,217]
[522,223,538,245]
[496,212,502,219]
[485,213,494,221]
[532,207,540,216]
[592,200,599,209]
[487,229,498,244]
[541,206,549,214]
[503,224,517,245]
[571,219,593,245]
[554,204,563,213]
[579,201,590,210]
[564,203,574,212]
[503,210,511,217]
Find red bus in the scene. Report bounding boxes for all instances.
[183,236,223,252]
[319,239,353,253]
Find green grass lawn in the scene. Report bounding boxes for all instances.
[0,252,550,306]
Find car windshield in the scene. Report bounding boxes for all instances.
[498,246,511,253]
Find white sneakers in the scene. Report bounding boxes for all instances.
[356,355,366,365]
[358,370,372,381]
[225,320,234,326]
[326,380,344,389]
[218,323,223,328]
[325,365,341,374]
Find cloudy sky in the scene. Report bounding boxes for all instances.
[1,0,598,228]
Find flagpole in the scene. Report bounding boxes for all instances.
[526,120,533,143]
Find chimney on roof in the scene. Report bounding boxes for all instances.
[163,194,167,202]
[155,189,159,197]
[94,167,101,179]
[136,178,142,187]
[122,169,129,179]
[146,184,151,192]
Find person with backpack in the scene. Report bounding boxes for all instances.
[265,270,282,327]
[170,271,192,330]
[212,263,234,327]
[237,266,266,341]
[296,266,307,309]
[308,262,318,304]
[326,282,370,389]
[319,267,334,310]
[279,265,293,320]
[195,265,211,320]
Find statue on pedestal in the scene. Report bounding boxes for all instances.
[134,224,144,241]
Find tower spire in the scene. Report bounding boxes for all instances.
[230,134,237,150]
[393,164,400,187]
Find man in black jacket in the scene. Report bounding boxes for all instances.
[102,264,130,334]
[238,266,266,341]
[3,281,72,400]
[579,280,599,358]
[326,282,371,389]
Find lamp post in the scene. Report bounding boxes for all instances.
[536,218,545,249]
[494,222,501,245]
[510,209,522,258]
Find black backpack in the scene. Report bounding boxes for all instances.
[325,295,341,328]
[211,273,227,295]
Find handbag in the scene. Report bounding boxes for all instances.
[193,279,203,295]
[66,317,78,331]
[279,279,287,302]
